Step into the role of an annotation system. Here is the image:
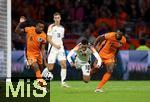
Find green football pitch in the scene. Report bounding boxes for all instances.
[51,81,150,102]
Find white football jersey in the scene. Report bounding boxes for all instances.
[47,24,65,46]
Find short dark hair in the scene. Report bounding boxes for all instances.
[53,12,61,16]
[81,39,88,45]
[37,20,45,25]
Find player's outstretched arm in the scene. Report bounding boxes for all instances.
[91,46,102,68]
[94,35,105,50]
[67,49,76,67]
[15,16,26,34]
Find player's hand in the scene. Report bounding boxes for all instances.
[20,16,26,23]
[96,61,101,68]
[55,45,61,49]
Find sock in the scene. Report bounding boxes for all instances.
[36,70,46,86]
[96,72,111,89]
[36,70,42,79]
[61,69,66,84]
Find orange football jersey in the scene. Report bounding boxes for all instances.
[25,26,46,58]
[98,32,126,60]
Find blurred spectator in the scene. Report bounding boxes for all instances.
[136,39,150,50]
[69,1,85,33]
[44,0,57,22]
[11,0,150,50]
[117,5,128,28]
[125,0,141,21]
[144,6,150,22]
[95,6,112,35]
[135,19,149,39]
[76,28,96,44]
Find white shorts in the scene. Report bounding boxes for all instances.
[81,64,91,76]
[75,58,91,76]
[47,46,66,64]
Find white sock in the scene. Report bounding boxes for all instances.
[61,69,66,84]
[42,68,49,77]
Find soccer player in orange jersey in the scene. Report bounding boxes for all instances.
[93,31,126,92]
[15,16,47,91]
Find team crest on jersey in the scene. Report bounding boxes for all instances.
[38,37,43,42]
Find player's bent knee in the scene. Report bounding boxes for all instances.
[61,63,67,69]
[60,60,67,69]
[83,80,89,83]
[47,64,54,71]
[83,75,90,83]
[32,62,39,71]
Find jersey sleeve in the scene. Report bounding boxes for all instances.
[24,27,31,33]
[91,46,102,66]
[104,32,115,40]
[90,46,97,53]
[67,46,78,63]
[120,36,126,44]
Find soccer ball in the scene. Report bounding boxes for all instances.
[42,68,53,81]
[46,72,53,81]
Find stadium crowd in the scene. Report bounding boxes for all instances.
[12,0,150,50]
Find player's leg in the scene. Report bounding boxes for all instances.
[27,58,42,79]
[58,50,69,87]
[83,76,90,83]
[31,62,47,92]
[46,64,54,71]
[31,62,43,80]
[96,62,115,88]
[46,49,57,71]
[37,55,45,71]
[81,63,91,83]
[27,58,46,86]
[59,60,70,87]
[95,61,115,92]
[42,49,57,79]
[42,64,55,80]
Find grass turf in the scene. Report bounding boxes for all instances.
[50,81,150,102]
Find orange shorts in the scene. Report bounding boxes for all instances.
[102,57,115,64]
[26,54,42,65]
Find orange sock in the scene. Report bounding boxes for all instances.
[36,70,46,86]
[35,70,42,79]
[96,72,111,89]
